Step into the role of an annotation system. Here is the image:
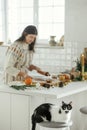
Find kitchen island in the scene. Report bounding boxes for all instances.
[0,81,87,130]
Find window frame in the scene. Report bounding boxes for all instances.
[1,0,65,45]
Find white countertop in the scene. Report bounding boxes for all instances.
[0,81,87,99]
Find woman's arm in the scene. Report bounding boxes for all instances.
[5,43,27,78]
[5,45,20,77]
[28,64,50,76]
[17,71,32,79]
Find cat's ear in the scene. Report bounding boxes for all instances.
[69,101,72,106]
[62,101,65,105]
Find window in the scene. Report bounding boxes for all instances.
[38,0,65,41]
[2,0,65,43]
[0,0,3,41]
[7,0,34,42]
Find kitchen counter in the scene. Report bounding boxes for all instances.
[0,81,87,98]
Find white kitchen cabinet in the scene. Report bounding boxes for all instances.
[11,94,29,130]
[0,92,10,130]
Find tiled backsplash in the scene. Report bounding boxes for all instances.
[32,42,78,74]
[0,42,83,74]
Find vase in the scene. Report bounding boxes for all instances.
[49,36,57,46]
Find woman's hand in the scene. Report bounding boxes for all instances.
[45,72,50,76]
[17,71,32,80]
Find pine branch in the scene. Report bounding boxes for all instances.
[10,84,36,90]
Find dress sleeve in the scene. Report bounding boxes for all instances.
[29,51,34,66]
[4,43,21,77]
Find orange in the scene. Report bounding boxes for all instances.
[24,78,32,85]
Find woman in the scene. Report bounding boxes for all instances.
[4,25,50,84]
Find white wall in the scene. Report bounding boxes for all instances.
[65,0,87,43]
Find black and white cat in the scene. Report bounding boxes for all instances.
[31,101,72,130]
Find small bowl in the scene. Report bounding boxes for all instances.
[0,42,4,45]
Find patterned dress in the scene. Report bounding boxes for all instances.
[4,41,33,84]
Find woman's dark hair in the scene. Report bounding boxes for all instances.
[16,25,38,52]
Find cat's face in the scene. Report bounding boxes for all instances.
[61,101,72,114]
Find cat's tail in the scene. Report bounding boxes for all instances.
[31,114,36,130]
[31,112,44,130]
[32,121,36,130]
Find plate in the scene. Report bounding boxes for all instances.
[8,81,25,86]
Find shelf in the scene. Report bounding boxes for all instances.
[35,44,64,49]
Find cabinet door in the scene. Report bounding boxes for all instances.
[11,94,29,130]
[0,92,10,130]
